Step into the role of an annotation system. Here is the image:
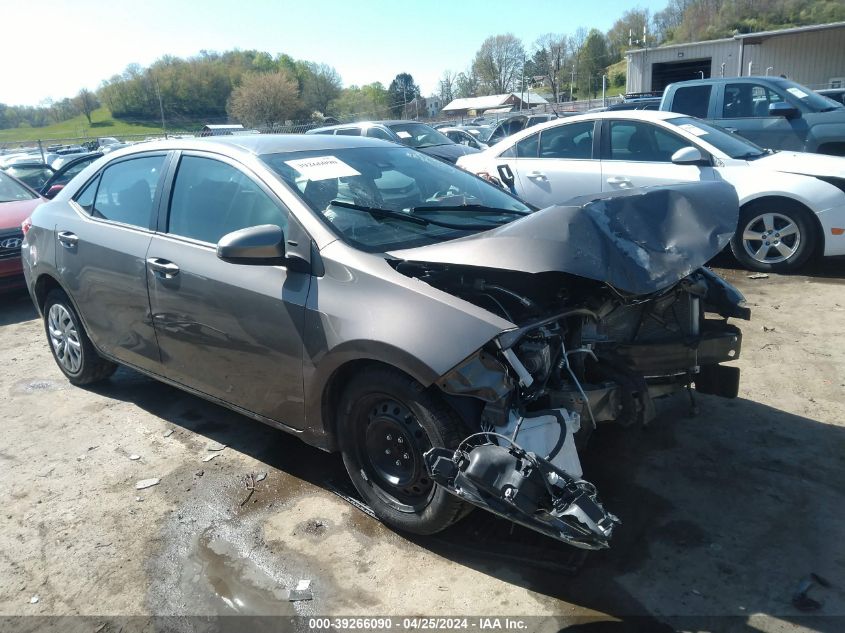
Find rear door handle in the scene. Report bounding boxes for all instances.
[527,170,547,180]
[57,231,78,247]
[606,176,632,187]
[147,257,180,278]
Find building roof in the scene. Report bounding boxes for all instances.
[442,92,548,112]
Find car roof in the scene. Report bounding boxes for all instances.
[491,109,685,146]
[99,133,397,158]
[308,120,423,133]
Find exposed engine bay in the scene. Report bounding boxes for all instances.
[394,260,750,549]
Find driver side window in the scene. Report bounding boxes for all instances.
[167,156,288,244]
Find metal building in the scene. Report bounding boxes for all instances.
[626,21,845,93]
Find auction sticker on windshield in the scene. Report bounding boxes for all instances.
[678,123,708,137]
[284,156,361,180]
[395,131,412,139]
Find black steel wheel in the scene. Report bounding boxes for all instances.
[337,366,471,534]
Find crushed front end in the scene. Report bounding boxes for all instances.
[388,182,749,549]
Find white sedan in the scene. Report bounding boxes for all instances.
[457,110,845,272]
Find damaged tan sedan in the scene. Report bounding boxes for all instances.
[21,135,748,550]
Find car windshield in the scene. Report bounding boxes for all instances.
[773,79,844,112]
[0,171,37,203]
[666,116,769,159]
[386,123,453,148]
[261,146,531,252]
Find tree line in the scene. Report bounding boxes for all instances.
[2,0,842,131]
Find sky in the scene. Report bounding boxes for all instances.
[2,0,668,107]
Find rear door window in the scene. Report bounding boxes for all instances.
[671,85,711,118]
[335,128,362,136]
[91,155,165,228]
[538,121,594,159]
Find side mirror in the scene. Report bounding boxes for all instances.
[217,224,286,265]
[45,184,64,199]
[671,146,710,166]
[769,101,799,119]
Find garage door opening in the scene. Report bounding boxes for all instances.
[652,59,712,91]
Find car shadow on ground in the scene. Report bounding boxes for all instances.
[81,366,844,632]
[0,289,38,326]
[711,251,845,284]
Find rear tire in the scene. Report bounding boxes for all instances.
[730,201,816,272]
[336,366,471,535]
[43,289,117,385]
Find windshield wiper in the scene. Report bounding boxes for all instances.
[328,200,505,230]
[411,203,529,216]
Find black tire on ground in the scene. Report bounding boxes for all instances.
[730,200,817,273]
[336,366,472,535]
[43,289,117,385]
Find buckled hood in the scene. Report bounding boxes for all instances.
[388,181,740,295]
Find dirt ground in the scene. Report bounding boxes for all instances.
[1,259,844,632]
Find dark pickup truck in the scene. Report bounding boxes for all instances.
[659,76,845,156]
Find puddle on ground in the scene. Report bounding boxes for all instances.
[182,529,295,616]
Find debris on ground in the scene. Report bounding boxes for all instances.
[29,595,39,604]
[135,496,143,502]
[762,325,776,332]
[135,478,160,490]
[256,472,267,482]
[163,429,174,438]
[240,473,256,506]
[195,470,204,477]
[748,273,769,279]
[287,579,312,601]
[206,441,226,452]
[792,573,831,611]
[129,454,140,461]
[202,453,219,463]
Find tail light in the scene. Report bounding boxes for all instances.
[21,216,32,236]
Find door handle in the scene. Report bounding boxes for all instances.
[606,176,632,187]
[147,257,180,278]
[57,231,78,247]
[527,170,547,180]
[724,127,738,133]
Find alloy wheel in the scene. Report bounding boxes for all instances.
[47,304,82,374]
[741,212,801,264]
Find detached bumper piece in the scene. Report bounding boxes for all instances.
[424,443,619,550]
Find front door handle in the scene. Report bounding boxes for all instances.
[57,231,78,248]
[147,257,180,278]
[527,170,547,180]
[606,176,632,187]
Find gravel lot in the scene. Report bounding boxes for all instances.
[1,261,844,632]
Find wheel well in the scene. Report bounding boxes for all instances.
[741,196,824,258]
[321,359,408,447]
[319,359,482,449]
[33,274,63,312]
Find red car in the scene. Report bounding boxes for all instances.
[0,171,45,292]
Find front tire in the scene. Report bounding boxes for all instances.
[336,367,471,535]
[43,289,117,385]
[730,201,816,272]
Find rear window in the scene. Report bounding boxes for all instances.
[670,85,711,119]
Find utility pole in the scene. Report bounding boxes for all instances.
[602,74,607,106]
[570,66,576,102]
[520,53,526,110]
[150,71,167,139]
